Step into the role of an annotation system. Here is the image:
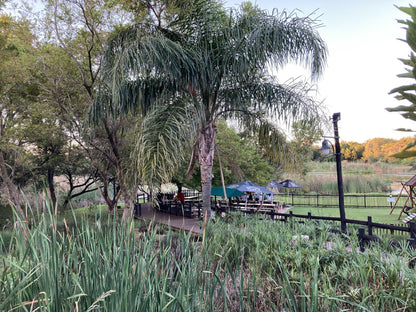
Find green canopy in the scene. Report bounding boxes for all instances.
[211,186,245,197]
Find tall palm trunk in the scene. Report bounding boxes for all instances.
[198,121,216,215]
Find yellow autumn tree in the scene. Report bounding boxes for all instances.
[362,138,395,162]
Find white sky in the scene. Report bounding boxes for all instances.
[226,0,415,143]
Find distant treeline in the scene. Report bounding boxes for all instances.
[312,136,416,163]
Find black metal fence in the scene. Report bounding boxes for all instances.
[269,210,416,252]
[282,193,404,209]
[134,193,416,252]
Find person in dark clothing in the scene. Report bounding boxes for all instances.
[174,186,185,203]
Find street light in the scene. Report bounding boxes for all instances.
[320,112,347,233]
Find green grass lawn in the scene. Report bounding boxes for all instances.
[290,205,405,225]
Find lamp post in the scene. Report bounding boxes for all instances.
[320,112,346,233]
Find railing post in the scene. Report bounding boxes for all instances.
[198,204,201,219]
[134,203,141,217]
[367,216,373,236]
[410,222,416,239]
[358,228,365,252]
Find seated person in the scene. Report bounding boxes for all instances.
[173,189,185,203]
[162,195,169,204]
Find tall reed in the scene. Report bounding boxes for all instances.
[2,202,416,311]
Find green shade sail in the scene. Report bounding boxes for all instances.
[211,187,245,197]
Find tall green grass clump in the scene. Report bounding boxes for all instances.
[2,199,416,311]
[1,200,264,311]
[206,213,416,311]
[1,202,205,311]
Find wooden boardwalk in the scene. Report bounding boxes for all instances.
[137,203,201,234]
[137,202,293,235]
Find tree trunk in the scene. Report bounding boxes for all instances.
[94,162,115,212]
[47,168,57,209]
[122,188,133,222]
[198,122,216,215]
[0,151,25,217]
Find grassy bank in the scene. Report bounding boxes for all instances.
[290,206,404,225]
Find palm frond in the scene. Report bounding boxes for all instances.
[90,24,196,121]
[217,78,324,125]
[134,100,197,187]
[217,8,327,81]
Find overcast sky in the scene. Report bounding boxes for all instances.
[226,0,415,143]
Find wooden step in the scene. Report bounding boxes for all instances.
[403,213,416,223]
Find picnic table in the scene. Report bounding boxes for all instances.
[228,200,284,214]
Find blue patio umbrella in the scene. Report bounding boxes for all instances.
[279,179,302,188]
[279,179,302,202]
[268,180,284,188]
[226,181,275,194]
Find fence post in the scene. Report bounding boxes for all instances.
[291,192,294,205]
[367,216,373,236]
[390,224,394,235]
[134,203,141,217]
[317,194,319,208]
[358,228,365,252]
[408,238,416,249]
[364,193,367,209]
[410,222,416,239]
[308,212,312,220]
[408,222,416,250]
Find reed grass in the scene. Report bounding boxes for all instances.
[2,200,416,311]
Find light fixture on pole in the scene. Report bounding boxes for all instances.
[320,112,347,233]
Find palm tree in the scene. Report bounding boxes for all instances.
[91,0,327,214]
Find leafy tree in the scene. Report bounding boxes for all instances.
[290,120,324,174]
[387,4,416,159]
[341,141,365,161]
[92,0,327,214]
[362,138,395,162]
[36,0,141,216]
[0,13,36,213]
[176,120,275,189]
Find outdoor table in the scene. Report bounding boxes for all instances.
[184,195,200,202]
